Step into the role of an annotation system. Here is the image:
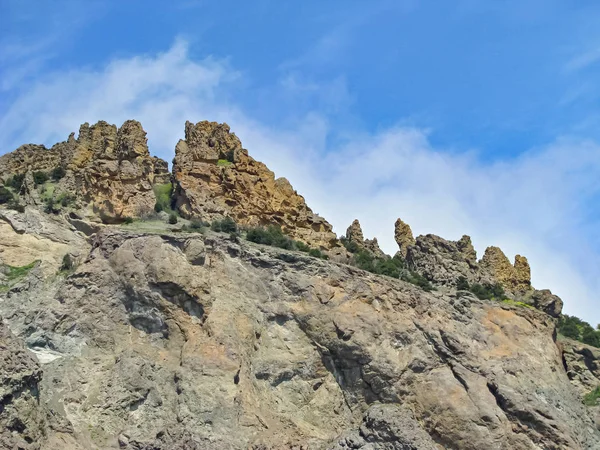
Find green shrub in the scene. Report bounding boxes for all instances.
[8,174,25,190]
[6,200,25,213]
[33,171,49,185]
[501,299,534,309]
[60,254,74,272]
[168,213,178,224]
[0,187,13,204]
[308,248,328,259]
[353,250,375,272]
[153,183,173,213]
[0,261,38,291]
[402,271,434,292]
[57,193,75,207]
[584,386,600,406]
[246,226,295,250]
[295,241,310,253]
[44,198,59,215]
[189,218,208,230]
[373,257,401,278]
[456,276,470,291]
[52,166,66,181]
[469,282,505,300]
[557,315,600,347]
[211,217,237,233]
[340,236,360,253]
[217,159,232,167]
[582,328,600,347]
[123,217,134,224]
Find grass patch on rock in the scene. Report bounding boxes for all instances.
[583,386,600,406]
[0,261,38,292]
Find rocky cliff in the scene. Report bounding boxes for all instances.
[0,120,170,223]
[0,214,598,449]
[172,121,338,249]
[0,119,598,449]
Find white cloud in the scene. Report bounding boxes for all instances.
[1,40,599,325]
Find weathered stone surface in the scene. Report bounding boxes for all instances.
[394,217,415,258]
[346,219,365,244]
[0,144,62,180]
[172,120,338,249]
[67,120,169,222]
[561,338,600,430]
[0,120,170,223]
[407,234,487,287]
[0,228,597,449]
[0,208,88,275]
[0,320,46,449]
[345,219,385,258]
[480,247,533,296]
[525,289,564,318]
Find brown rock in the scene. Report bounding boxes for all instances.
[344,219,385,257]
[172,120,338,249]
[480,246,533,296]
[457,235,477,266]
[395,217,415,258]
[346,219,365,243]
[0,120,171,223]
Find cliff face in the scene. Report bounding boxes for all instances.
[0,118,598,449]
[0,216,597,449]
[172,121,339,249]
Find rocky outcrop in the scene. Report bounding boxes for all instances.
[0,216,597,448]
[394,217,415,258]
[0,144,62,179]
[346,219,365,244]
[172,121,338,249]
[66,120,170,222]
[345,219,385,258]
[525,289,564,318]
[480,247,533,296]
[406,234,484,287]
[0,320,47,449]
[0,120,170,223]
[561,338,600,428]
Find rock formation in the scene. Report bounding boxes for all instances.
[0,118,597,448]
[0,321,47,449]
[480,246,533,296]
[345,219,385,257]
[0,120,170,222]
[172,121,338,249]
[394,217,415,258]
[406,234,482,287]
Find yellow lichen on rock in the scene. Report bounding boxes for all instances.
[480,246,532,295]
[173,120,338,249]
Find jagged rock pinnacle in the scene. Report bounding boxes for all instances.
[394,217,415,258]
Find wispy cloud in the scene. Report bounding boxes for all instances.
[1,40,599,325]
[564,47,600,73]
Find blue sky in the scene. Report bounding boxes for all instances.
[1,0,600,323]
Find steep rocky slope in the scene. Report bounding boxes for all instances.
[0,211,597,449]
[0,118,599,449]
